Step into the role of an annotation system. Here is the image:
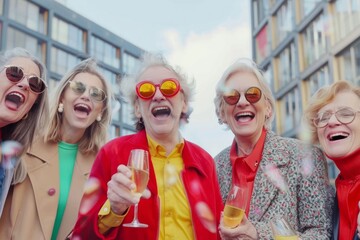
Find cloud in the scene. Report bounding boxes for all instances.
[162,23,252,156]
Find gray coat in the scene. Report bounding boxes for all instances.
[215,131,334,240]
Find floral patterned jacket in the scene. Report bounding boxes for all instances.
[215,131,334,240]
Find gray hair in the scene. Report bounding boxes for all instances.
[214,58,275,130]
[120,53,195,131]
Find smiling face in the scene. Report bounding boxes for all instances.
[221,70,271,144]
[60,72,105,134]
[134,65,187,141]
[0,57,41,128]
[317,90,360,158]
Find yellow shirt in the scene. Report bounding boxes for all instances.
[98,135,195,240]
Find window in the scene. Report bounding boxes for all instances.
[253,0,270,28]
[255,24,271,62]
[108,125,120,140]
[299,0,322,20]
[99,67,119,95]
[0,0,3,15]
[123,52,140,76]
[337,38,360,86]
[121,100,134,126]
[121,128,136,137]
[274,0,294,46]
[301,12,328,69]
[276,42,296,90]
[51,47,82,75]
[52,17,86,52]
[90,36,120,68]
[332,0,360,43]
[305,65,330,100]
[278,87,301,134]
[9,0,47,34]
[263,63,273,90]
[7,27,45,62]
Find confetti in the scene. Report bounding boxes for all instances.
[263,163,289,193]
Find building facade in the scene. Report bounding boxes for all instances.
[0,0,143,138]
[251,0,360,181]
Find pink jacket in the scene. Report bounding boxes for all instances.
[72,130,223,239]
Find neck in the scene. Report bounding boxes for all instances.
[60,128,84,144]
[328,148,360,179]
[235,129,263,157]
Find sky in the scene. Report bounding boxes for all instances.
[63,0,252,156]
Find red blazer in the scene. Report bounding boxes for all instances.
[72,130,223,239]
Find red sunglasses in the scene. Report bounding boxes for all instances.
[136,78,181,99]
[2,65,47,94]
[223,87,262,105]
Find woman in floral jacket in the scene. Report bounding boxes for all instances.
[213,58,333,239]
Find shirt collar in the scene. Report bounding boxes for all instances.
[147,134,184,158]
[230,128,267,172]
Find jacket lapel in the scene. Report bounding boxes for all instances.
[26,140,59,238]
[249,132,291,221]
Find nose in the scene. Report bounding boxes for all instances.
[16,77,30,91]
[327,113,340,127]
[152,86,165,101]
[236,93,250,106]
[80,89,91,101]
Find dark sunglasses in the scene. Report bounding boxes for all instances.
[68,80,106,102]
[136,78,181,99]
[3,65,47,94]
[223,87,262,105]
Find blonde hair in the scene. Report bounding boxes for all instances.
[120,53,195,131]
[44,58,112,153]
[0,48,49,184]
[304,80,360,144]
[214,58,275,129]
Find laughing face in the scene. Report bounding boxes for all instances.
[134,66,187,140]
[317,90,360,158]
[221,70,270,144]
[60,72,105,133]
[0,57,41,128]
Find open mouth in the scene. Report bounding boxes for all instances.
[152,106,171,117]
[327,132,349,141]
[74,103,91,116]
[235,112,255,122]
[5,92,25,109]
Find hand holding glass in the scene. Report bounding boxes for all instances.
[270,216,299,240]
[123,149,149,228]
[223,185,247,228]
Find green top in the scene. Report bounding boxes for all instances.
[51,141,78,240]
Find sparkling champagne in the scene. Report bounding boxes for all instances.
[130,167,149,195]
[223,204,245,228]
[274,236,298,240]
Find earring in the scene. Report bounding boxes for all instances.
[96,115,102,122]
[58,103,64,113]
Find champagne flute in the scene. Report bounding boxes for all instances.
[123,149,149,228]
[223,184,248,228]
[270,216,299,240]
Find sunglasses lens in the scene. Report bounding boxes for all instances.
[245,87,262,103]
[160,79,179,96]
[138,82,156,99]
[6,66,23,82]
[223,90,240,105]
[90,87,106,101]
[28,76,46,93]
[70,81,86,94]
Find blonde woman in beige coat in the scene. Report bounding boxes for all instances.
[0,58,111,240]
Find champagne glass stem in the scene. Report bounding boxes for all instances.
[132,203,140,224]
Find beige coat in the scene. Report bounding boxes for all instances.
[0,138,95,240]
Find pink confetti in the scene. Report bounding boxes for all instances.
[195,201,216,233]
[79,177,101,215]
[263,163,289,193]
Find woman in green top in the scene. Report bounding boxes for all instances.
[0,58,112,240]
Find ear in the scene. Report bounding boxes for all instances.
[134,99,142,118]
[265,98,272,118]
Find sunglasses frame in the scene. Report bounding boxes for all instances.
[223,86,262,105]
[136,78,181,100]
[68,80,107,102]
[3,65,47,94]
